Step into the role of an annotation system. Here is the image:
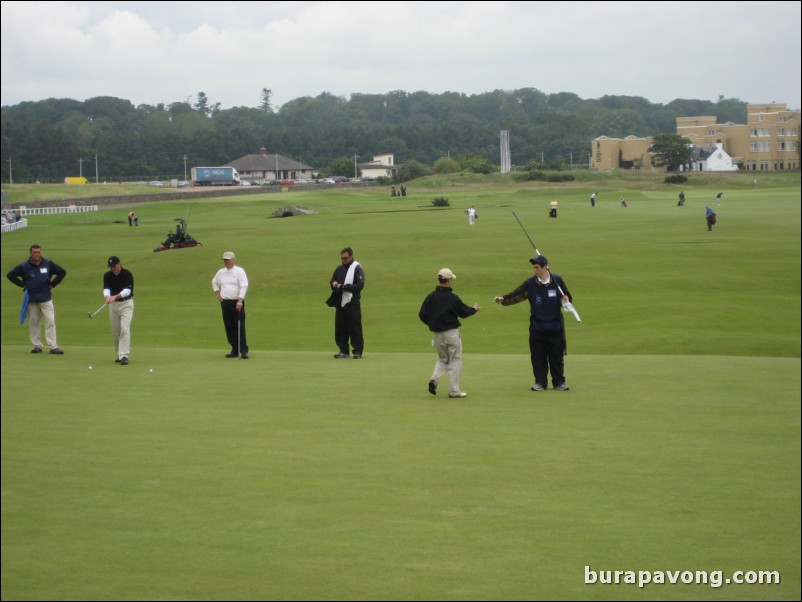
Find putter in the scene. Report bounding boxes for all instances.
[237,313,241,359]
[511,211,581,322]
[88,303,107,319]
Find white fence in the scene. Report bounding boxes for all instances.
[16,205,99,216]
[2,206,98,234]
[1,218,29,234]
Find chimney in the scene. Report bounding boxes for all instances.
[260,147,268,156]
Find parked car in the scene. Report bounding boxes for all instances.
[177,180,190,187]
[278,179,295,185]
[148,180,164,187]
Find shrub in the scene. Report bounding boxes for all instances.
[664,174,688,184]
[432,197,450,207]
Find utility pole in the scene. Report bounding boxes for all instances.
[354,153,358,179]
[183,155,187,182]
[79,157,83,177]
[95,154,99,183]
[8,157,12,184]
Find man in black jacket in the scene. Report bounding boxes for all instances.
[419,268,480,398]
[330,247,365,358]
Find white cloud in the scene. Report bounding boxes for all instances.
[2,0,800,111]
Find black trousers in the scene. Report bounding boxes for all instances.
[221,300,248,355]
[335,302,363,355]
[529,329,566,388]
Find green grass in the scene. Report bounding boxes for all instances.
[2,178,800,600]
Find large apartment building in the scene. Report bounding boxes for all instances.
[591,102,800,172]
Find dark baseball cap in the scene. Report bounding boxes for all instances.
[107,256,121,267]
[529,255,548,266]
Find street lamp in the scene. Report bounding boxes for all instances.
[354,153,358,179]
[183,155,187,182]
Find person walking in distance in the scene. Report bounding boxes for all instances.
[466,205,477,225]
[419,268,480,398]
[678,191,686,206]
[590,192,597,208]
[212,251,249,359]
[705,206,717,231]
[103,256,134,365]
[330,247,365,358]
[494,255,573,391]
[549,199,558,218]
[6,244,67,354]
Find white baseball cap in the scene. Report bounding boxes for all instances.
[438,268,456,281]
[222,252,236,260]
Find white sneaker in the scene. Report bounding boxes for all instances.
[448,392,468,398]
[531,384,545,391]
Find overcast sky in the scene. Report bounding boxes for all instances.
[2,1,800,112]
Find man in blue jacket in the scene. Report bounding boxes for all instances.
[7,244,67,354]
[495,255,572,391]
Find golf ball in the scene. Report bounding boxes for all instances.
[88,365,93,370]
[149,368,154,373]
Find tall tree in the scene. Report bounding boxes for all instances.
[260,88,273,112]
[649,133,693,171]
[195,92,210,116]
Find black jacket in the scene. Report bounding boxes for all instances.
[419,286,477,332]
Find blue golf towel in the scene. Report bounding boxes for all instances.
[20,289,29,324]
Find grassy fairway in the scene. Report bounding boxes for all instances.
[2,175,800,600]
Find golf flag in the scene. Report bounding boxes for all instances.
[19,289,29,324]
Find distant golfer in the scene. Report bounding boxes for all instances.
[212,251,249,359]
[103,256,134,365]
[466,205,477,225]
[419,268,480,398]
[706,206,717,231]
[494,255,572,391]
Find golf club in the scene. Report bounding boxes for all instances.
[88,303,107,319]
[511,211,582,322]
[237,312,241,359]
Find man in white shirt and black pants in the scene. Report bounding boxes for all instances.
[212,251,249,359]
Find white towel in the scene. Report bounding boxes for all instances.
[341,261,360,307]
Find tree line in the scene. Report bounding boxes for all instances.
[0,88,748,182]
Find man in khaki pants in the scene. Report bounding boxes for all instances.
[6,244,67,354]
[418,268,481,398]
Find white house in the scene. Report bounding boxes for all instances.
[359,153,396,179]
[693,142,739,172]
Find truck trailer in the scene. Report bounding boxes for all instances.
[191,166,241,186]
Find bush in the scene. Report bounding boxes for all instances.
[432,197,450,207]
[664,174,688,184]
